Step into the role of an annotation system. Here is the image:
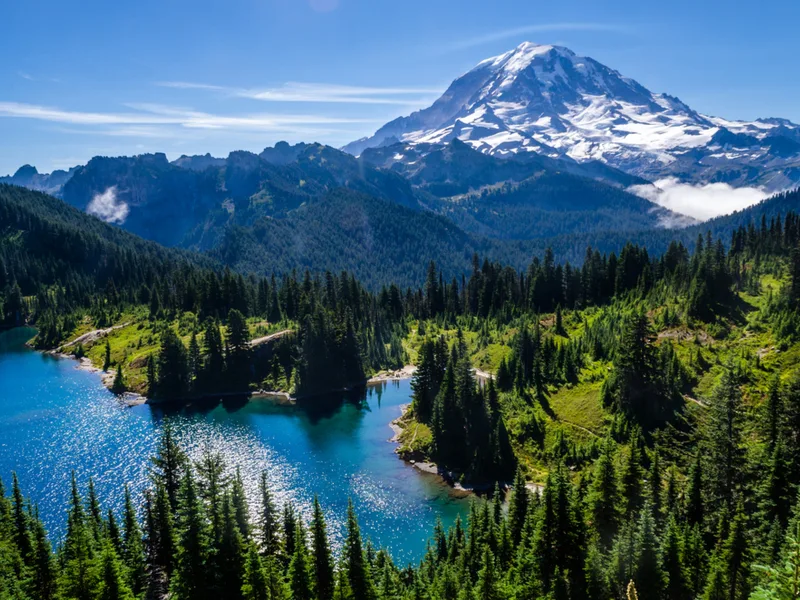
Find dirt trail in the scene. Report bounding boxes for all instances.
[249,329,292,348]
[58,322,131,350]
[559,420,600,438]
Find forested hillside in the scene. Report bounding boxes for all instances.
[3,188,800,599]
[5,180,800,599]
[23,140,694,284]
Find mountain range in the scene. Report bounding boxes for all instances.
[344,42,800,192]
[2,41,798,285]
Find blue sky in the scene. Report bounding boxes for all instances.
[2,0,799,175]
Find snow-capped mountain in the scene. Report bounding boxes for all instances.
[343,42,800,191]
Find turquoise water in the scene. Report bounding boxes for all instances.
[0,328,471,564]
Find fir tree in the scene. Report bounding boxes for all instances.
[242,544,271,600]
[258,473,281,558]
[171,469,212,600]
[97,543,135,600]
[311,496,335,600]
[343,500,375,600]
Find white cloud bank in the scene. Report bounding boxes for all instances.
[87,187,129,224]
[629,177,769,221]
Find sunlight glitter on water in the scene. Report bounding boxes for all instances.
[0,329,472,564]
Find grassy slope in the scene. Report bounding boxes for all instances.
[63,308,292,395]
[396,260,799,484]
[55,256,799,486]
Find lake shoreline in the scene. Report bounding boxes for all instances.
[42,330,504,497]
[49,337,418,408]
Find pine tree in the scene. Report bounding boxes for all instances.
[621,436,644,518]
[411,340,438,423]
[188,330,201,384]
[150,422,188,511]
[343,500,375,600]
[216,493,246,600]
[155,328,190,398]
[750,520,800,600]
[121,486,146,595]
[684,524,707,598]
[258,473,281,558]
[242,545,271,600]
[685,453,705,527]
[97,543,135,600]
[634,504,666,600]
[203,318,226,389]
[648,450,663,521]
[507,468,529,546]
[195,448,227,542]
[29,516,57,600]
[149,483,177,576]
[588,442,620,548]
[708,366,745,509]
[661,515,688,600]
[283,503,298,561]
[289,525,313,600]
[231,469,250,540]
[227,308,251,383]
[760,442,793,527]
[171,469,212,600]
[103,339,112,372]
[10,473,32,563]
[311,497,335,600]
[721,507,751,600]
[474,547,501,600]
[111,363,126,394]
[60,474,100,600]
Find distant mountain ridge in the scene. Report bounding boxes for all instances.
[8,139,681,252]
[0,164,77,195]
[344,41,800,192]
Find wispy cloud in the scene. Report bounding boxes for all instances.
[0,101,376,132]
[444,23,633,52]
[158,81,441,105]
[17,71,61,83]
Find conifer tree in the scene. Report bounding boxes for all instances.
[507,468,529,546]
[217,493,246,599]
[283,503,298,561]
[343,500,375,600]
[258,473,281,558]
[231,469,250,540]
[171,469,212,600]
[661,515,688,600]
[589,442,621,548]
[195,448,227,542]
[150,423,188,511]
[121,485,146,595]
[103,339,112,372]
[634,504,666,600]
[97,543,135,600]
[29,516,57,600]
[708,366,745,509]
[111,363,125,394]
[289,525,313,600]
[311,496,335,600]
[242,544,271,600]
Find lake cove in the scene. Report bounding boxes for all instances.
[0,328,472,564]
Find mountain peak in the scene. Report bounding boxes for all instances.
[13,164,38,179]
[477,41,574,74]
